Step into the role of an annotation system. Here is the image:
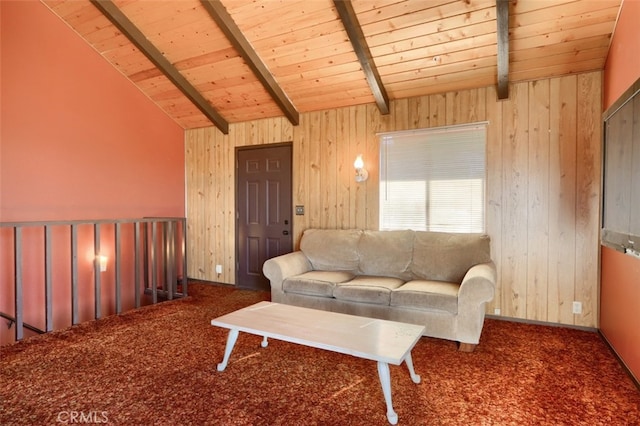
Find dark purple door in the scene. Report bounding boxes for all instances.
[237,144,293,291]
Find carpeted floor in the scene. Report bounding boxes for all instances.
[1,282,639,425]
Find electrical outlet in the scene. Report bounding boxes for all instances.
[572,301,582,314]
[494,308,501,315]
[216,264,222,274]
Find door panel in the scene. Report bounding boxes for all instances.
[237,144,292,290]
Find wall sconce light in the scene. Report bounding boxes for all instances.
[354,154,369,183]
[97,255,108,272]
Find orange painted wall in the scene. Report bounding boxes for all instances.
[601,0,640,382]
[0,1,185,343]
[603,0,640,109]
[600,247,640,379]
[1,1,184,222]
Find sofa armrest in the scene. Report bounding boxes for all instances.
[458,261,496,304]
[263,251,312,292]
[455,261,496,345]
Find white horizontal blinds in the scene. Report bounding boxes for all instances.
[379,123,487,232]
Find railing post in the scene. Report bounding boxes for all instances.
[94,224,101,320]
[182,218,188,296]
[143,222,149,290]
[14,227,24,341]
[71,224,79,325]
[166,221,175,300]
[45,226,53,332]
[151,221,157,304]
[134,221,141,308]
[115,222,122,314]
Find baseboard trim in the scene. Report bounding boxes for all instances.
[186,278,235,287]
[485,314,598,333]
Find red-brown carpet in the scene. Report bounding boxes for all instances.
[1,282,639,425]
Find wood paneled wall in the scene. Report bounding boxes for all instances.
[185,71,602,327]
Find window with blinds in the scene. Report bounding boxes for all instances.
[379,123,487,233]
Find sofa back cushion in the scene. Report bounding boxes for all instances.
[358,230,414,280]
[300,229,362,272]
[411,232,491,283]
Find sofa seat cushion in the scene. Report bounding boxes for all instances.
[283,271,355,297]
[333,276,405,305]
[391,280,460,314]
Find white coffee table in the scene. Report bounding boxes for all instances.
[211,301,425,424]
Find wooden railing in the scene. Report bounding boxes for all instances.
[0,217,187,344]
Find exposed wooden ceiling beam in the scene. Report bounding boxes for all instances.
[200,0,299,126]
[496,0,510,100]
[334,0,389,115]
[90,0,229,134]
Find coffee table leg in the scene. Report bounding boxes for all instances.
[404,352,421,384]
[377,361,398,425]
[217,328,239,372]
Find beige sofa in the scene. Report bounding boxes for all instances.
[263,229,496,351]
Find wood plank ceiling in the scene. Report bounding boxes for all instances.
[44,0,622,131]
